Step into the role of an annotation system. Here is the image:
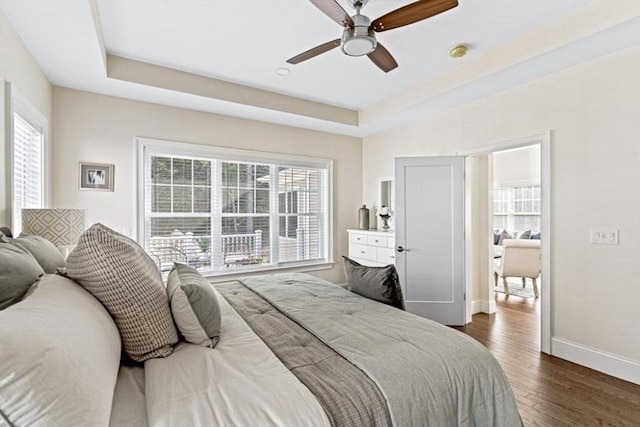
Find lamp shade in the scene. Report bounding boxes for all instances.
[21,209,87,246]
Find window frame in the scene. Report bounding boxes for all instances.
[6,82,48,233]
[137,137,333,276]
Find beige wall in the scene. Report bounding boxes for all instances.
[363,46,640,362]
[493,145,541,185]
[0,9,52,225]
[51,88,362,283]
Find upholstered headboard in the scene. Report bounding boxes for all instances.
[0,226,12,238]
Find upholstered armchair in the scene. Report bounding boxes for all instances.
[494,239,541,297]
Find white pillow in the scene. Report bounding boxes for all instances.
[0,274,122,426]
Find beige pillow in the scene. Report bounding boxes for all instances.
[0,274,121,425]
[66,223,178,361]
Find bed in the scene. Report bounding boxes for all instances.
[1,221,521,426]
[143,273,522,426]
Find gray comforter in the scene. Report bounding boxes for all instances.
[240,272,522,427]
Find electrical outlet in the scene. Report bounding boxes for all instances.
[590,229,619,245]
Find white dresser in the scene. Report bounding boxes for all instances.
[347,229,396,266]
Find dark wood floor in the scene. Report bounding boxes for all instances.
[454,294,640,426]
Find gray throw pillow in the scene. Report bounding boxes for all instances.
[65,223,178,361]
[530,231,541,240]
[342,256,405,310]
[517,229,531,239]
[167,263,221,348]
[0,242,44,309]
[0,227,12,238]
[498,229,512,245]
[11,235,66,274]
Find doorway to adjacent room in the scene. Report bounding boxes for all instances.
[462,132,550,354]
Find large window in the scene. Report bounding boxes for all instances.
[139,138,331,275]
[8,84,46,233]
[493,184,541,232]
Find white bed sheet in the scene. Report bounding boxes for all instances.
[109,366,147,427]
[144,287,331,427]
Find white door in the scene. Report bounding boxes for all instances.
[395,156,465,325]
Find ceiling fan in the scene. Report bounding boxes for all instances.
[287,0,459,73]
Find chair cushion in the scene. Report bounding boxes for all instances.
[167,263,221,348]
[0,240,44,309]
[65,223,178,361]
[0,274,121,426]
[343,256,405,310]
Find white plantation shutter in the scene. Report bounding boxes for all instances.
[9,85,46,234]
[138,139,331,275]
[493,184,541,232]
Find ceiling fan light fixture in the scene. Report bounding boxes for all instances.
[341,14,377,57]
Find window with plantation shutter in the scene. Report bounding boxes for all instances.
[493,184,541,232]
[8,84,46,234]
[138,138,331,276]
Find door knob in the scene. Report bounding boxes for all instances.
[396,246,410,253]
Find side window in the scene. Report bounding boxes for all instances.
[8,85,46,233]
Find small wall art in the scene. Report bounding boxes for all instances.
[79,162,114,191]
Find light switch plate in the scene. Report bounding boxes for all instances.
[590,229,619,245]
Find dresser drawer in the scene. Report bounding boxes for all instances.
[376,247,396,265]
[367,235,387,247]
[349,233,368,245]
[387,236,395,249]
[349,243,376,262]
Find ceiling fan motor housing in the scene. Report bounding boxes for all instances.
[341,14,377,56]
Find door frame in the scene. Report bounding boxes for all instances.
[459,131,551,354]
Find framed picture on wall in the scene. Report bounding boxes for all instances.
[79,162,114,191]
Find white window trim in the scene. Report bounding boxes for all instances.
[5,82,48,232]
[136,137,334,276]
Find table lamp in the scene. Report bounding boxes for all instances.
[21,208,87,257]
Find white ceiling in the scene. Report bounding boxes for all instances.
[1,0,639,136]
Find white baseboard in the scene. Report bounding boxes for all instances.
[551,338,640,385]
[471,299,496,315]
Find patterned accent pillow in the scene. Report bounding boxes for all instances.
[65,223,177,361]
[342,256,405,310]
[167,263,221,348]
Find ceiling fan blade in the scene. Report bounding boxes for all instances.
[308,0,354,27]
[287,39,342,65]
[371,0,458,32]
[367,43,398,73]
